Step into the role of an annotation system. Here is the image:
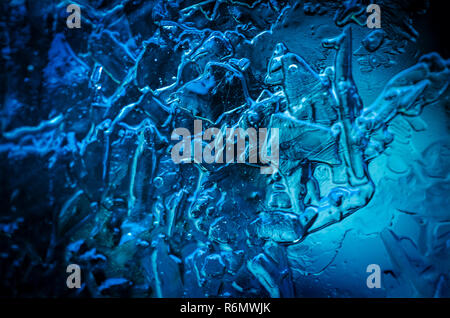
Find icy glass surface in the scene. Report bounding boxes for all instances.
[0,0,449,297]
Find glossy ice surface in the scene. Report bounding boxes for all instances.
[0,0,449,297]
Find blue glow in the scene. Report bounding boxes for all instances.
[0,0,449,298]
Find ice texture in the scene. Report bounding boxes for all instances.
[0,0,449,297]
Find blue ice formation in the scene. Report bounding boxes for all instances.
[0,0,449,298]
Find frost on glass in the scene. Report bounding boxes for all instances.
[0,0,449,297]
